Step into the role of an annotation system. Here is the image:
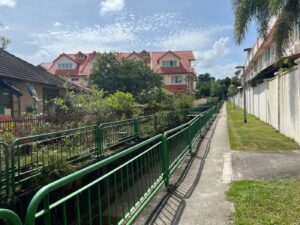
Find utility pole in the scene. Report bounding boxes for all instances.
[235,66,247,123]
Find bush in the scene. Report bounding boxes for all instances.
[106,91,140,118]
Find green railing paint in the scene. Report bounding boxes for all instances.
[0,102,222,225]
[0,142,10,197]
[0,209,22,225]
[10,125,98,192]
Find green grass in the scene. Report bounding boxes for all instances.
[227,102,299,150]
[227,180,300,225]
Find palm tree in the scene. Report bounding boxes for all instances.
[232,0,300,57]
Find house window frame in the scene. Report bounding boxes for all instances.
[58,63,73,70]
[162,60,178,67]
[171,75,183,84]
[263,47,272,63]
[70,77,80,82]
[76,53,85,60]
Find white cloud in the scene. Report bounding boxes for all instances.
[99,0,125,15]
[0,0,16,7]
[198,37,230,65]
[0,24,10,31]
[158,25,232,50]
[192,37,237,78]
[53,22,62,27]
[198,63,238,79]
[25,12,179,64]
[22,12,238,78]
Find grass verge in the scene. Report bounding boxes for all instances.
[227,180,300,225]
[226,102,299,150]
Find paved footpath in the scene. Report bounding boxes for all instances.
[135,105,234,225]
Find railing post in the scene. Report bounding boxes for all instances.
[96,126,102,157]
[154,115,158,131]
[188,123,192,154]
[0,209,22,225]
[3,144,10,197]
[161,135,169,187]
[43,194,51,225]
[11,144,15,193]
[134,118,139,137]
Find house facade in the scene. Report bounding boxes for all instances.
[239,17,300,83]
[41,50,196,95]
[0,50,66,118]
[230,17,300,145]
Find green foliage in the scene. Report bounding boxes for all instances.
[197,73,215,83]
[232,0,300,57]
[210,81,223,98]
[173,94,194,110]
[227,85,238,97]
[40,157,76,182]
[90,53,162,95]
[0,22,10,50]
[52,85,108,114]
[196,73,235,99]
[277,58,297,73]
[196,73,214,98]
[106,91,139,118]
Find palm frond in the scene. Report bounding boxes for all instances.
[233,0,300,57]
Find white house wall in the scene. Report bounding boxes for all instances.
[163,74,188,85]
[54,55,77,69]
[229,61,300,145]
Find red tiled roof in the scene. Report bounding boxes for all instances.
[151,51,196,75]
[157,50,181,61]
[45,50,196,78]
[47,51,99,76]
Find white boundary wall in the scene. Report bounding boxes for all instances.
[229,60,300,145]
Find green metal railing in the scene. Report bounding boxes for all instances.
[25,134,165,225]
[100,119,136,152]
[0,209,22,225]
[10,125,97,192]
[0,142,9,197]
[0,109,192,197]
[0,102,222,225]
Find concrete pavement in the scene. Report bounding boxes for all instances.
[134,104,300,225]
[231,150,300,180]
[134,105,234,225]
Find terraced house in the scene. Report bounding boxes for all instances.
[0,50,66,118]
[41,50,196,95]
[232,18,300,144]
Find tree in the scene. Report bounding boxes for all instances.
[195,73,215,98]
[90,53,162,96]
[232,0,300,57]
[197,73,215,83]
[210,81,223,98]
[228,85,239,97]
[0,22,11,50]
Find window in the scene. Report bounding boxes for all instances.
[296,20,300,38]
[171,75,183,84]
[58,63,73,69]
[263,47,272,63]
[76,53,85,59]
[162,60,178,67]
[71,78,79,82]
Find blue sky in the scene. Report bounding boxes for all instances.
[0,0,257,78]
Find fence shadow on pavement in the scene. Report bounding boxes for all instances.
[144,115,220,225]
